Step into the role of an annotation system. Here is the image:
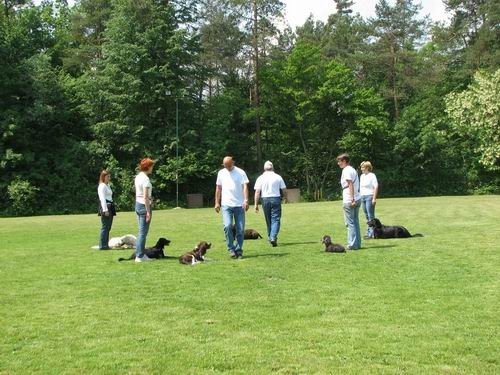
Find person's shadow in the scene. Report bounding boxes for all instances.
[242,252,290,259]
[278,241,319,247]
[363,244,397,250]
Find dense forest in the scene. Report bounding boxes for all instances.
[0,0,498,216]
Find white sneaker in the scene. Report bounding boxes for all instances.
[135,255,153,262]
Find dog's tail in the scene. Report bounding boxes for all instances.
[412,233,424,237]
[258,233,262,238]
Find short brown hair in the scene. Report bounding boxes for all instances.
[336,153,350,163]
[139,158,154,172]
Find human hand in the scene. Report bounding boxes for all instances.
[243,202,249,212]
[146,212,151,223]
[214,203,220,213]
[254,205,259,213]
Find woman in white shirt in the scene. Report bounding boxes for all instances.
[134,158,155,262]
[359,161,379,239]
[97,170,115,250]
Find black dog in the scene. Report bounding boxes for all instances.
[179,241,212,265]
[322,235,346,253]
[118,237,171,261]
[367,218,423,239]
[231,224,263,239]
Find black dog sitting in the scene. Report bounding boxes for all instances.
[367,218,423,239]
[231,224,263,239]
[322,235,346,253]
[179,241,212,265]
[118,237,171,261]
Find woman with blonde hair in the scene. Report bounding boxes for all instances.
[97,170,116,250]
[360,161,379,239]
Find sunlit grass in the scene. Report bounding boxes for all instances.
[1,196,499,373]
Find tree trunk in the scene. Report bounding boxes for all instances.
[252,0,262,167]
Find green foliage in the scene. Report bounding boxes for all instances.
[7,178,39,216]
[0,0,499,216]
[446,69,500,171]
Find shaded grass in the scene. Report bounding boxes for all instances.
[0,196,499,374]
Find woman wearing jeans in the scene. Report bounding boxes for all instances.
[360,161,379,239]
[134,158,154,262]
[97,170,115,250]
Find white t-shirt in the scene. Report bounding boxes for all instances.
[254,171,286,198]
[340,165,361,203]
[216,166,249,207]
[135,172,152,204]
[97,183,113,212]
[360,172,378,196]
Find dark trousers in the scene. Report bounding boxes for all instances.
[99,214,113,249]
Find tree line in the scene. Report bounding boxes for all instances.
[1,0,498,216]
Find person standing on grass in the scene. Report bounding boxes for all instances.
[254,160,288,247]
[337,153,361,250]
[134,158,155,262]
[214,156,249,259]
[360,161,379,239]
[97,170,116,250]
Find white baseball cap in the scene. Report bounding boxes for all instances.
[264,160,273,170]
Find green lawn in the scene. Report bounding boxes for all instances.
[1,196,499,374]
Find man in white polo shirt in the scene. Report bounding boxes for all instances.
[214,156,249,259]
[254,161,288,247]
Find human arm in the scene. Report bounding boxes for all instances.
[98,184,109,216]
[347,180,356,206]
[372,174,379,206]
[144,186,151,222]
[281,188,288,203]
[254,189,261,212]
[243,183,249,211]
[214,185,222,213]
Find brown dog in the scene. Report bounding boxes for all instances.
[322,235,346,253]
[231,224,263,239]
[179,241,212,265]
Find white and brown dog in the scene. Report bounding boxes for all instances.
[179,241,212,265]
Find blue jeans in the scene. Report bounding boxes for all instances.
[262,196,282,241]
[99,214,113,249]
[135,202,152,258]
[361,195,375,237]
[222,206,245,255]
[343,200,361,249]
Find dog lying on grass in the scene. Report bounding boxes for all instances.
[367,218,423,239]
[322,235,346,253]
[231,224,263,239]
[108,234,137,249]
[179,241,212,265]
[118,238,171,261]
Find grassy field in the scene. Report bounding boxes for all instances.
[1,196,499,374]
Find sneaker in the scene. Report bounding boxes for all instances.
[235,253,243,259]
[363,235,373,240]
[270,240,278,247]
[135,255,153,262]
[229,251,237,258]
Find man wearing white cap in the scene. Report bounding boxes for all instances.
[254,161,288,247]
